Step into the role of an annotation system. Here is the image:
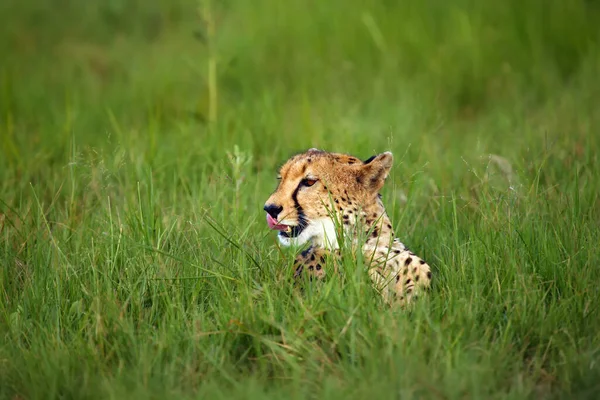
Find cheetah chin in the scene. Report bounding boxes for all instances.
[275,217,339,250]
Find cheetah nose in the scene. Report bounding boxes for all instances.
[264,204,283,219]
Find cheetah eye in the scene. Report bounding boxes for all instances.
[302,178,317,187]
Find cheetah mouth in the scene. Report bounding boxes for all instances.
[266,214,305,238]
[278,225,305,238]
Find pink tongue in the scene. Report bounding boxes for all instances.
[266,213,288,231]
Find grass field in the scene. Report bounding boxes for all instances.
[1,0,600,398]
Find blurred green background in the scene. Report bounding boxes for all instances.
[3,0,599,161]
[1,0,599,399]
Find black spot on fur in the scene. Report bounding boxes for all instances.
[420,260,425,264]
[404,257,412,266]
[372,228,379,238]
[405,279,411,285]
[310,254,315,261]
[301,246,313,258]
[308,266,314,271]
[356,176,363,184]
[427,271,432,279]
[316,265,322,271]
[415,275,420,282]
[394,249,401,254]
[396,275,400,282]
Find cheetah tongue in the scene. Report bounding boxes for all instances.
[266,213,288,231]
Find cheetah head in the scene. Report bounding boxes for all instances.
[264,148,393,249]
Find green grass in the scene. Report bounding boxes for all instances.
[1,0,600,398]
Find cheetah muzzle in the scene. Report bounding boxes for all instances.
[264,148,432,306]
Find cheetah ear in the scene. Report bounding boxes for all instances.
[359,152,393,191]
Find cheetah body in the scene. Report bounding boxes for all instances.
[264,148,431,305]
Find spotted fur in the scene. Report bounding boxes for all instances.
[264,148,431,306]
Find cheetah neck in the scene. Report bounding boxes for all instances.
[340,196,396,250]
[363,205,395,247]
[300,196,396,252]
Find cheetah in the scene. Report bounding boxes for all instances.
[263,148,432,306]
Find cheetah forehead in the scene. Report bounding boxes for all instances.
[278,150,365,179]
[273,149,394,202]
